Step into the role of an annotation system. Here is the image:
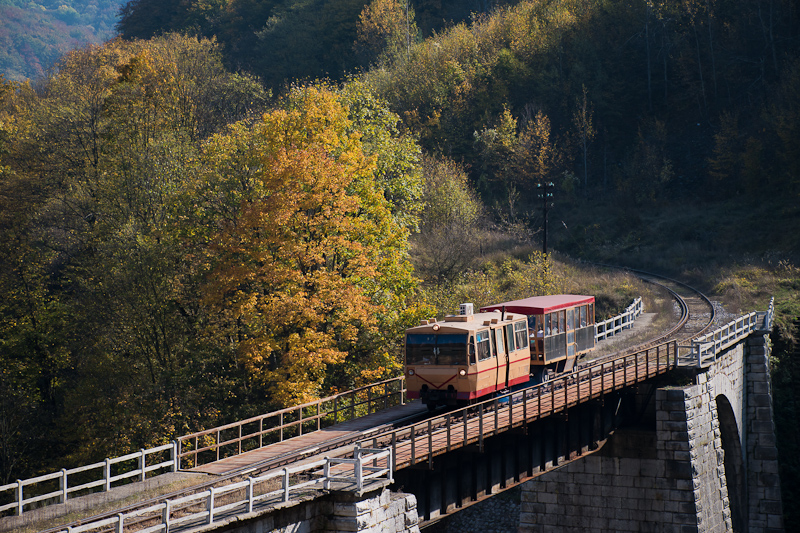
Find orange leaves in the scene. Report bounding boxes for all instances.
[200,85,402,407]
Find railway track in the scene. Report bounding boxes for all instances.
[581,267,716,367]
[634,270,716,343]
[36,268,716,533]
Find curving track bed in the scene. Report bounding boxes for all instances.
[633,269,716,344]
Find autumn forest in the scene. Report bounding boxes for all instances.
[1,0,799,516]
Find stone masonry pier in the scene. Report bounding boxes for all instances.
[519,331,783,532]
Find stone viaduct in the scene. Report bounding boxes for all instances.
[3,313,784,533]
[176,326,784,533]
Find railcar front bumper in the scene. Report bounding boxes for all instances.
[421,387,458,407]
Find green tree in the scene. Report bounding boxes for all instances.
[413,154,484,281]
[0,35,268,468]
[355,0,419,64]
[572,84,595,192]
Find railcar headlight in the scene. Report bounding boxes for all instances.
[459,369,467,376]
[432,323,440,331]
[408,369,415,376]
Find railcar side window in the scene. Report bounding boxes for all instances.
[469,336,476,365]
[567,308,574,331]
[580,306,587,327]
[545,314,552,335]
[476,330,492,361]
[514,321,529,349]
[559,311,565,333]
[505,323,516,352]
[406,334,468,365]
[589,303,594,324]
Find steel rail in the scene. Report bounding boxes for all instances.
[578,265,716,367]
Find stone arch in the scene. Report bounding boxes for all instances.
[716,394,745,532]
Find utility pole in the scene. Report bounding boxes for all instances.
[537,181,554,254]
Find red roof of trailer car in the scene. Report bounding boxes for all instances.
[480,295,595,315]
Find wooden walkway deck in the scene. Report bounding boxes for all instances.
[191,401,429,475]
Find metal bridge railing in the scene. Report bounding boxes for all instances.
[176,376,405,469]
[360,341,678,470]
[595,297,643,341]
[690,297,775,368]
[52,447,392,533]
[2,377,405,517]
[0,444,178,517]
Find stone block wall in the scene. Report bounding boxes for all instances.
[746,334,784,532]
[518,416,710,533]
[209,487,419,533]
[520,332,784,532]
[325,489,420,533]
[670,379,731,532]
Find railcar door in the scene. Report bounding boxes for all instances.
[566,307,577,358]
[494,327,507,391]
[502,323,516,389]
[475,330,497,397]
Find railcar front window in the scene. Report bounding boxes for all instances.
[406,334,468,365]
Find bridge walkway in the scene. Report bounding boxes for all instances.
[191,400,429,475]
[6,401,426,533]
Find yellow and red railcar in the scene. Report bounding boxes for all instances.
[481,294,596,377]
[404,295,596,409]
[404,305,531,410]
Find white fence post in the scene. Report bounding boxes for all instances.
[282,468,290,502]
[247,477,254,513]
[323,457,330,490]
[388,448,394,483]
[139,449,146,482]
[116,512,124,533]
[16,480,23,516]
[163,500,171,533]
[355,451,363,492]
[207,487,215,524]
[105,458,112,492]
[60,468,68,504]
[172,441,179,472]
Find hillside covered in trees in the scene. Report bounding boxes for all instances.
[1,0,800,522]
[0,0,126,80]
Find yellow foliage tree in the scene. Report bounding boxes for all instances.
[200,86,413,407]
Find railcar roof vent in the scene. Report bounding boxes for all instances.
[459,303,474,316]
